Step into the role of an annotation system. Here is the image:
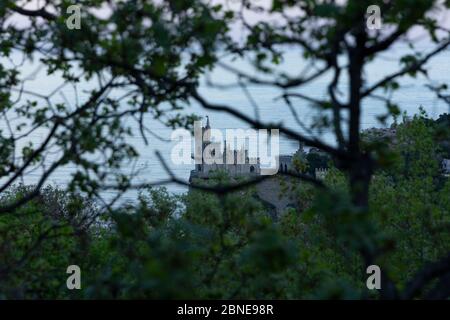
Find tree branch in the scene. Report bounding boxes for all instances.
[362,39,450,97]
[402,252,450,299]
[191,89,347,159]
[9,4,57,21]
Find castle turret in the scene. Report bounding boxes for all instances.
[203,119,211,143]
[202,116,212,165]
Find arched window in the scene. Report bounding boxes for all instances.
[250,165,255,173]
[284,164,287,172]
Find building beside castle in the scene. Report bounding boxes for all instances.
[443,159,450,176]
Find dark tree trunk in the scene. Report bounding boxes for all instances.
[346,23,398,299]
[349,153,372,209]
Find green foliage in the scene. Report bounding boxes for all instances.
[1,0,450,300]
[0,185,100,298]
[1,115,447,299]
[305,151,332,177]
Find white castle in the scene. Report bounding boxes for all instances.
[189,117,296,182]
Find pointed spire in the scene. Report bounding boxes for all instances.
[203,115,211,143]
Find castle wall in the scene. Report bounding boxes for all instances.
[255,176,296,218]
[194,162,260,178]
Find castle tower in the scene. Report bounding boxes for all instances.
[202,116,213,165]
[203,116,211,144]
